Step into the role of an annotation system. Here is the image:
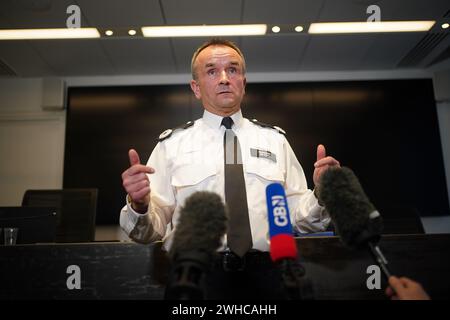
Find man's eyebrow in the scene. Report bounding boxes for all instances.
[204,61,241,68]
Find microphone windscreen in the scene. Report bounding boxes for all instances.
[169,191,227,259]
[318,167,383,248]
[266,183,298,261]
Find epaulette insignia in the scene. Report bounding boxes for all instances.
[157,120,194,142]
[250,119,286,135]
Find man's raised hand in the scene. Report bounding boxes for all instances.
[313,144,340,186]
[121,149,155,213]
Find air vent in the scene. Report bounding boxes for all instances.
[397,33,448,67]
[427,45,450,67]
[0,58,17,77]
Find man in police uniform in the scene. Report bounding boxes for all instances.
[120,39,340,263]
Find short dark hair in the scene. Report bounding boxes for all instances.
[191,38,246,80]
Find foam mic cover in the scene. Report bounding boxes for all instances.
[169,191,227,260]
[266,183,298,262]
[166,191,227,300]
[318,166,383,249]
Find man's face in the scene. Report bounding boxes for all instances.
[190,45,246,116]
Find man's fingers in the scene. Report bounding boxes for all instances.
[123,172,149,186]
[127,164,155,176]
[385,286,395,297]
[314,156,340,168]
[316,144,326,162]
[126,179,150,193]
[128,149,141,166]
[399,277,414,286]
[131,187,150,201]
[121,165,154,180]
[389,276,406,295]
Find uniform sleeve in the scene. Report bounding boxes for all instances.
[119,142,176,243]
[283,138,331,233]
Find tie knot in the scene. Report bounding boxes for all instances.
[221,117,233,129]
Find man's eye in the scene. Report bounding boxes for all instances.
[229,68,237,73]
[207,69,216,75]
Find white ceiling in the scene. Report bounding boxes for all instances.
[0,0,449,77]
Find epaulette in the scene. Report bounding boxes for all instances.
[157,120,194,142]
[250,119,286,135]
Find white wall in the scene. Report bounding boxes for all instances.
[0,78,66,206]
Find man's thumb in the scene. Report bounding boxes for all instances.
[129,149,141,166]
[317,144,326,161]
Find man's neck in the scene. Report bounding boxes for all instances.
[204,107,241,117]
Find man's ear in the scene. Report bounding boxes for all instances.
[190,79,201,99]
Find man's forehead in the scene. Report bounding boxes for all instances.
[197,45,243,65]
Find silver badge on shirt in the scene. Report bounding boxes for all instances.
[250,148,277,163]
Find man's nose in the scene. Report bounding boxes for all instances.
[219,70,230,84]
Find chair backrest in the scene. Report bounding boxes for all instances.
[323,205,425,236]
[380,206,425,235]
[22,189,98,243]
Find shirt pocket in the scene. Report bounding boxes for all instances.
[171,164,217,187]
[245,159,285,183]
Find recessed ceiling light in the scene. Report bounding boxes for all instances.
[0,28,100,40]
[308,21,435,34]
[141,24,267,37]
[272,26,280,33]
[105,30,113,36]
[442,23,449,29]
[128,29,137,36]
[295,26,304,32]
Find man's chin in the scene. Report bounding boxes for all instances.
[217,101,239,110]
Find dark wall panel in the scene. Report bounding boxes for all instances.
[64,79,449,225]
[65,85,194,224]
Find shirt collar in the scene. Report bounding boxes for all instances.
[202,109,243,130]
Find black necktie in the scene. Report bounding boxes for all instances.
[221,117,253,257]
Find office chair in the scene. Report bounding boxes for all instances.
[379,205,425,235]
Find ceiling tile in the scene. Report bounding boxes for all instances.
[0,41,54,76]
[362,33,429,69]
[31,39,113,76]
[101,38,176,74]
[75,0,164,27]
[318,0,449,22]
[162,0,243,25]
[300,34,375,70]
[242,35,309,72]
[318,0,397,22]
[390,0,450,20]
[243,0,325,24]
[0,0,78,28]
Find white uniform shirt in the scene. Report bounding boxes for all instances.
[120,109,330,251]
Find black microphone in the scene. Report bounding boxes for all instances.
[266,182,314,300]
[165,191,227,300]
[317,166,392,280]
